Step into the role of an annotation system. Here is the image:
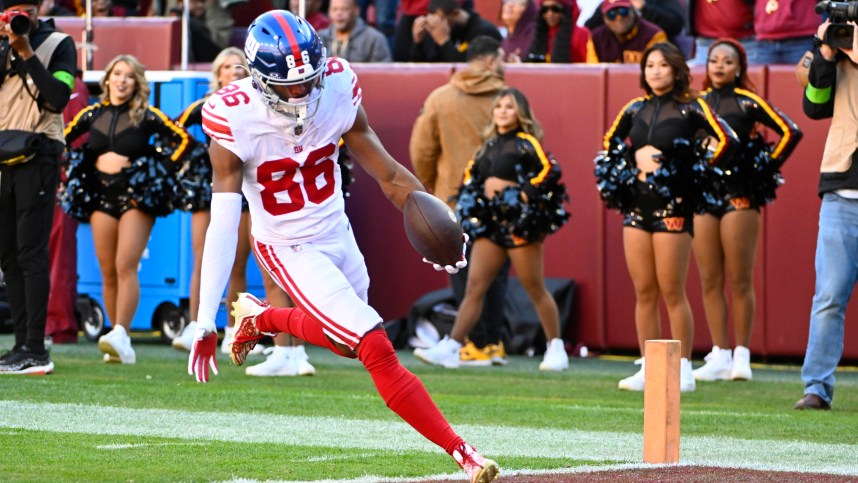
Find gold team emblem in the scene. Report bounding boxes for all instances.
[766,0,779,14]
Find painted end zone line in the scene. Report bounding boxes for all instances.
[1,400,856,477]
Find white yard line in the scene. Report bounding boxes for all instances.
[1,400,856,478]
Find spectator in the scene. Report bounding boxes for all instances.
[39,0,74,15]
[409,0,501,62]
[590,0,666,63]
[585,0,683,41]
[356,0,398,39]
[289,0,329,31]
[188,11,499,483]
[794,20,858,411]
[692,38,801,383]
[391,0,428,60]
[319,0,392,62]
[45,73,90,345]
[171,0,223,62]
[62,55,190,364]
[0,0,77,375]
[499,0,537,62]
[526,0,596,63]
[414,87,570,371]
[596,42,737,393]
[410,36,509,367]
[686,0,755,65]
[92,0,113,15]
[753,0,818,65]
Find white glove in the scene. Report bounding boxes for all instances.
[422,233,469,274]
[187,319,219,383]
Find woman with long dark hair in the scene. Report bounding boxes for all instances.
[596,42,737,392]
[692,38,801,382]
[526,0,596,63]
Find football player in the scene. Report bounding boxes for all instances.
[186,10,496,483]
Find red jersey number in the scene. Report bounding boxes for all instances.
[257,143,338,216]
[216,84,251,107]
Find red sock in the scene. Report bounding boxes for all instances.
[255,307,345,355]
[357,329,463,454]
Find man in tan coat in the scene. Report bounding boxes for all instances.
[409,35,509,366]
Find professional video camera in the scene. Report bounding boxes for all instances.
[816,1,858,49]
[0,10,30,36]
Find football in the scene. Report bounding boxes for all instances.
[403,191,464,266]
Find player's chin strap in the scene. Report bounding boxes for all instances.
[197,192,243,333]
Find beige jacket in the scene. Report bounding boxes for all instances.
[0,32,67,143]
[409,66,505,208]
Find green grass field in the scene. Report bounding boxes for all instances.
[1,333,857,482]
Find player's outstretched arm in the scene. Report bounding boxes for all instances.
[188,140,245,383]
[343,106,425,211]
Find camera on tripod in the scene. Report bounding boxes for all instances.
[816,1,858,49]
[0,10,30,36]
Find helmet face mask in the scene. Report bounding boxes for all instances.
[245,10,327,124]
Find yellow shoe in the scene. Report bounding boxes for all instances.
[486,341,508,366]
[459,341,492,367]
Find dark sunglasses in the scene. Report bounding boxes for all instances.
[605,6,630,19]
[540,4,564,13]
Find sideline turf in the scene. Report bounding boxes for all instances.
[0,335,856,481]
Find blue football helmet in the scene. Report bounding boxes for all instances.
[244,10,327,123]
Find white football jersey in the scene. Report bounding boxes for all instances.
[202,57,362,244]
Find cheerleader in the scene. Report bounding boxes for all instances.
[596,42,738,392]
[692,38,801,382]
[63,54,190,364]
[414,87,570,371]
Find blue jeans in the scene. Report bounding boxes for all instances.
[801,193,858,404]
[753,36,813,65]
[690,36,758,66]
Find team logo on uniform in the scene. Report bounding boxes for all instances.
[245,36,260,62]
[294,145,303,153]
[663,217,685,232]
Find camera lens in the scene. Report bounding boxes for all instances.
[9,14,30,35]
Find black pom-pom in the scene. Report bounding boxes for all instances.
[594,141,639,212]
[174,141,212,212]
[60,148,97,222]
[126,154,178,217]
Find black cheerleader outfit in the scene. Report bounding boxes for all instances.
[596,92,738,234]
[455,128,569,248]
[62,101,190,220]
[174,98,214,212]
[702,84,802,214]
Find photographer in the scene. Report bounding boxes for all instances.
[794,18,858,410]
[0,0,76,374]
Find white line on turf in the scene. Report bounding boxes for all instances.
[96,442,210,450]
[0,400,856,477]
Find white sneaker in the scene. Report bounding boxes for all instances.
[292,345,316,376]
[618,358,645,391]
[98,326,136,364]
[731,345,753,380]
[680,358,696,392]
[171,321,197,352]
[414,335,462,368]
[221,326,265,355]
[245,346,298,376]
[693,346,733,381]
[539,338,569,371]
